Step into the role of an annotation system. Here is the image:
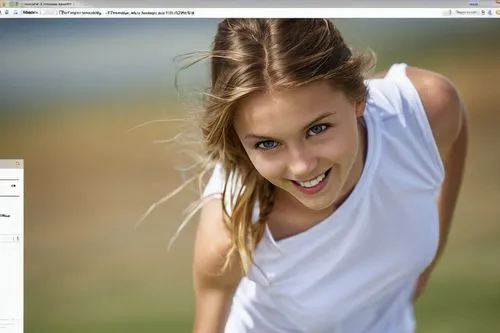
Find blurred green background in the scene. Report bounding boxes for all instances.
[0,18,499,333]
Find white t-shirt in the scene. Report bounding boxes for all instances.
[202,63,445,333]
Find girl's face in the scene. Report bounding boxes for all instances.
[234,80,365,212]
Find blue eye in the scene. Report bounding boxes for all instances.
[256,140,279,150]
[307,124,329,136]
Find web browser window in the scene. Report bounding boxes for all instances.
[0,160,23,333]
[0,1,498,332]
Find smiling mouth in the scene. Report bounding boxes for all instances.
[292,168,332,189]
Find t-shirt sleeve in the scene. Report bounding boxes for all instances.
[384,63,445,186]
[201,162,225,200]
[201,162,244,217]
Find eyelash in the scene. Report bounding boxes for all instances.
[254,123,332,150]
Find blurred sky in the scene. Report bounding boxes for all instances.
[0,18,498,112]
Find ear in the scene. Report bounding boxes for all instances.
[354,100,365,117]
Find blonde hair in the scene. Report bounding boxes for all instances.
[140,19,376,275]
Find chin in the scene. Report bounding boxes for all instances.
[298,195,337,211]
[296,181,343,212]
[289,184,339,210]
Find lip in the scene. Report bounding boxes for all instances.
[292,168,331,195]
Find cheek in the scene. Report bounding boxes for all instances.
[246,152,286,180]
[321,135,356,164]
[332,123,359,160]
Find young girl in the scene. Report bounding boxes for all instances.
[189,19,467,333]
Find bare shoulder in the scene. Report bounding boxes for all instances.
[405,66,466,159]
[194,198,242,288]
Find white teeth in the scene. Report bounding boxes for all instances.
[297,172,326,188]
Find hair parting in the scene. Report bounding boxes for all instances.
[142,19,377,276]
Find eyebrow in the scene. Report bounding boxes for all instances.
[243,111,336,140]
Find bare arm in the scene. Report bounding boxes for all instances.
[405,66,468,299]
[192,199,243,333]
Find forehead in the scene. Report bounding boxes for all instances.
[234,81,348,136]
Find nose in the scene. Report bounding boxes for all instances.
[287,144,319,179]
